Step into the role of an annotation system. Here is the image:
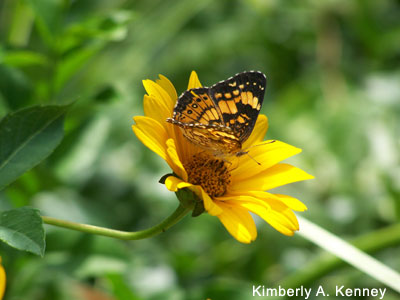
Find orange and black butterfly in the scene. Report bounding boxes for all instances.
[166,71,267,157]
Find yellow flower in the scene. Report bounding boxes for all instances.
[132,71,313,243]
[0,257,5,300]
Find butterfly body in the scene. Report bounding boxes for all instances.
[167,71,267,157]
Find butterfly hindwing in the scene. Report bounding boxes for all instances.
[209,71,266,142]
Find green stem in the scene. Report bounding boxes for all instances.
[42,203,192,240]
[279,221,400,288]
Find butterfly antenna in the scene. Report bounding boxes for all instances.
[242,140,276,153]
[247,152,261,165]
[238,140,277,166]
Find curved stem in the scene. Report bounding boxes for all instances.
[42,203,192,240]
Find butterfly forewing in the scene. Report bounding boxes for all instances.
[209,71,266,143]
[171,88,223,125]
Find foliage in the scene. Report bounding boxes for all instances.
[0,105,70,190]
[0,207,44,256]
[0,0,399,299]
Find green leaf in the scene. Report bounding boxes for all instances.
[54,43,104,92]
[107,273,141,300]
[0,207,45,256]
[1,50,47,67]
[0,105,70,190]
[0,65,33,110]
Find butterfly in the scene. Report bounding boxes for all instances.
[166,71,267,157]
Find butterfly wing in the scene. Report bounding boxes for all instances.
[168,88,223,126]
[167,71,266,156]
[209,71,266,143]
[167,88,241,154]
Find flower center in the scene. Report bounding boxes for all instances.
[184,152,231,197]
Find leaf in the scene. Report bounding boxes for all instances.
[0,207,45,256]
[54,43,103,92]
[0,105,70,190]
[1,50,47,67]
[0,65,33,110]
[107,274,141,300]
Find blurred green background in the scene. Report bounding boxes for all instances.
[1,0,400,299]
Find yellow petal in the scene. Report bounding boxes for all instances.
[242,191,300,230]
[143,95,172,127]
[241,191,307,212]
[187,71,202,89]
[191,185,223,216]
[142,79,175,110]
[263,210,298,236]
[156,74,178,106]
[164,176,223,215]
[231,140,302,181]
[218,193,298,235]
[216,202,257,243]
[132,116,168,160]
[167,123,200,164]
[0,258,5,300]
[242,114,269,149]
[238,200,298,236]
[165,176,193,192]
[216,194,271,209]
[231,163,314,192]
[273,193,307,211]
[249,192,299,227]
[166,138,188,181]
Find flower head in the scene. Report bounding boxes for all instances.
[132,71,313,243]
